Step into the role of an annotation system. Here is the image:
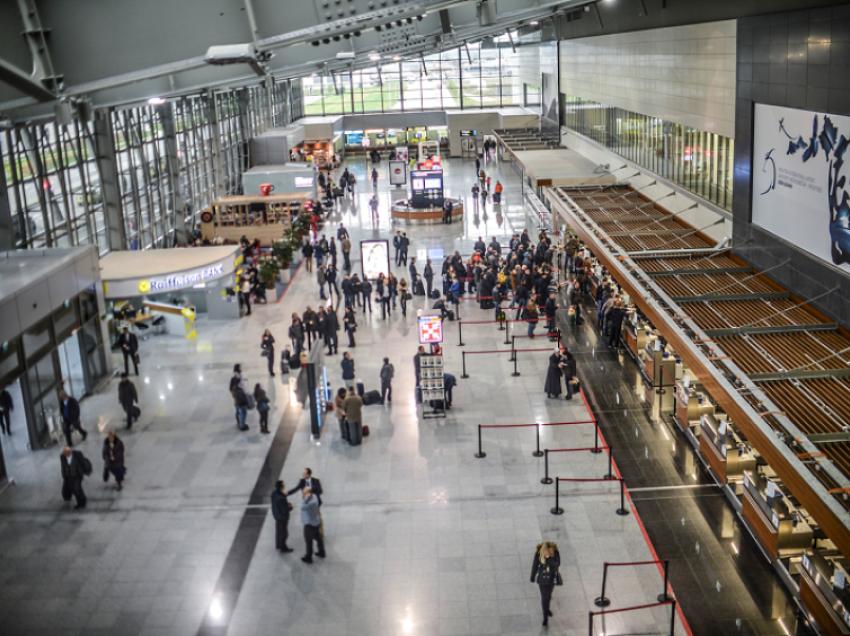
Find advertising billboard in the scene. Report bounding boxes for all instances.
[752,104,850,269]
[360,239,391,281]
[389,160,407,186]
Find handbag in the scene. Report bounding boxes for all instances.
[555,569,563,586]
[103,466,110,482]
[133,352,141,365]
[246,394,256,410]
[403,291,412,301]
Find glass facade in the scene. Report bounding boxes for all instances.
[302,38,523,116]
[562,95,734,211]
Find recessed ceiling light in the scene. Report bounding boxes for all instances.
[530,20,539,25]
[369,53,382,61]
[393,55,401,61]
[148,97,166,105]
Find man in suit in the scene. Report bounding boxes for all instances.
[400,232,410,266]
[60,445,89,509]
[271,480,294,552]
[117,327,140,376]
[59,390,87,446]
[288,467,323,505]
[408,257,419,290]
[393,231,402,266]
[0,388,13,435]
[423,259,434,299]
[118,373,139,430]
[300,486,325,563]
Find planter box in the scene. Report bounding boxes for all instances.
[279,268,291,284]
[264,286,278,303]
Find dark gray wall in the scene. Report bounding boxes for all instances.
[733,5,850,328]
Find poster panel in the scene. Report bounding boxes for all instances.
[360,239,391,281]
[752,103,850,269]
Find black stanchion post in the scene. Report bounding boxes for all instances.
[511,349,521,377]
[603,445,615,480]
[669,599,677,636]
[458,321,464,347]
[657,559,671,602]
[533,424,543,457]
[550,479,564,515]
[498,308,505,331]
[541,449,553,484]
[616,478,630,516]
[587,612,594,636]
[474,425,486,458]
[594,563,611,607]
[510,335,516,361]
[591,422,602,454]
[504,320,511,345]
[461,352,469,379]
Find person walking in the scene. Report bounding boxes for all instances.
[60,445,91,509]
[326,264,340,302]
[371,167,378,188]
[400,232,409,266]
[337,223,349,242]
[0,388,13,435]
[271,480,294,552]
[379,277,392,319]
[230,365,249,431]
[289,315,305,360]
[531,541,561,626]
[380,358,394,405]
[343,306,357,347]
[398,278,410,316]
[342,388,364,445]
[262,329,276,376]
[393,231,403,266]
[240,277,252,316]
[369,195,379,219]
[117,373,139,430]
[300,487,325,563]
[302,241,314,273]
[59,390,87,446]
[317,263,327,300]
[324,305,340,355]
[562,349,577,400]
[545,292,559,335]
[102,430,126,490]
[471,182,479,206]
[423,259,434,298]
[408,257,419,291]
[341,235,352,270]
[254,383,271,434]
[341,352,356,391]
[494,180,503,203]
[117,327,140,376]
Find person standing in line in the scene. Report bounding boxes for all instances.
[524,299,540,338]
[254,383,271,434]
[117,373,138,430]
[303,307,319,350]
[360,278,373,313]
[102,430,126,491]
[344,306,357,348]
[289,314,305,360]
[59,390,87,446]
[343,388,364,445]
[393,231,403,266]
[380,358,394,405]
[0,388,13,435]
[302,241,314,273]
[408,257,419,291]
[117,327,140,376]
[300,487,325,563]
[271,480,294,552]
[317,263,327,300]
[423,259,434,298]
[545,292,559,335]
[545,349,564,399]
[262,329,276,376]
[341,352,356,392]
[341,235,352,270]
[443,372,457,409]
[61,445,91,509]
[562,349,577,400]
[531,541,561,626]
[324,305,340,355]
[369,195,379,219]
[327,264,340,303]
[400,232,409,266]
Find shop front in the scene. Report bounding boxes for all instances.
[0,247,111,460]
[99,246,243,346]
[343,126,448,151]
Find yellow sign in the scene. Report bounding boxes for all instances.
[234,254,244,267]
[138,280,151,293]
[181,308,197,339]
[102,282,109,295]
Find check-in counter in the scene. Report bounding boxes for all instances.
[798,552,850,636]
[623,320,647,361]
[742,470,814,560]
[699,413,757,482]
[675,383,715,432]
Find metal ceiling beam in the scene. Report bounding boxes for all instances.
[749,368,850,382]
[605,228,693,237]
[809,433,850,444]
[672,291,790,303]
[647,266,753,277]
[701,323,839,338]
[0,57,57,102]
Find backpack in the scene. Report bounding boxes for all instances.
[79,454,93,476]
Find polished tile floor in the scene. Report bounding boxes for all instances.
[0,154,797,636]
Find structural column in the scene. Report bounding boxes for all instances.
[91,113,127,252]
[156,104,187,246]
[204,91,226,200]
[0,156,13,251]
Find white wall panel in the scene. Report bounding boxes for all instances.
[559,20,736,138]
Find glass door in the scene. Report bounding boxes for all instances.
[57,332,86,400]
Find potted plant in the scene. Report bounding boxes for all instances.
[272,238,294,283]
[258,257,281,302]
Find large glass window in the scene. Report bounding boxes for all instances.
[562,95,734,211]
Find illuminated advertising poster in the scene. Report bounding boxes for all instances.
[389,160,407,186]
[418,314,444,344]
[752,104,850,270]
[360,239,390,281]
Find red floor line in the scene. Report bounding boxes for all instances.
[275,260,303,304]
[578,388,695,636]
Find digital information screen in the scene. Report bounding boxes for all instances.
[360,239,391,281]
[412,178,424,190]
[418,314,444,344]
[424,177,442,189]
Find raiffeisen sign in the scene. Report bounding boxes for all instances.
[140,263,224,293]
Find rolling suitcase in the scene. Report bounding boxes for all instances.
[414,280,426,296]
[349,421,363,445]
[356,381,365,397]
[430,290,441,300]
[447,310,455,321]
[363,425,370,437]
[362,390,382,405]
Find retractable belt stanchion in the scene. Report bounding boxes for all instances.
[474,425,485,458]
[504,320,511,345]
[458,320,464,347]
[658,560,671,603]
[588,600,677,636]
[533,424,543,457]
[461,352,468,379]
[551,479,563,515]
[541,449,553,484]
[617,478,629,516]
[594,559,667,608]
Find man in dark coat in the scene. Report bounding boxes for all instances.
[408,257,419,290]
[60,445,90,508]
[272,480,294,552]
[59,390,87,446]
[562,350,577,400]
[324,306,340,355]
[545,351,563,399]
[102,430,126,490]
[400,233,410,266]
[393,232,403,265]
[117,327,140,376]
[545,293,559,334]
[287,467,323,504]
[423,259,434,298]
[608,302,628,349]
[443,373,457,408]
[0,388,13,435]
[118,373,139,430]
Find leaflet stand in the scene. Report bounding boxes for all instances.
[420,352,446,419]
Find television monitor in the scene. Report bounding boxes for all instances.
[412,179,425,190]
[424,177,442,189]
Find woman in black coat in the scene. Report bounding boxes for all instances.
[531,541,561,626]
[102,430,126,490]
[562,350,577,401]
[254,384,271,434]
[544,351,563,398]
[261,329,275,376]
[288,315,304,360]
[344,306,357,347]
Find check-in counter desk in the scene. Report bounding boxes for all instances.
[623,320,647,361]
[640,337,680,417]
[674,383,715,433]
[797,552,850,636]
[142,301,196,338]
[742,470,814,561]
[699,413,757,482]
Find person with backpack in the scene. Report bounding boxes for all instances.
[531,541,561,626]
[254,383,271,434]
[61,445,92,509]
[380,358,394,405]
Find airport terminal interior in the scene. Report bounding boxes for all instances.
[2,1,850,635]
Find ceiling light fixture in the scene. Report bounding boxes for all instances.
[369,53,383,61]
[148,97,166,105]
[530,20,539,25]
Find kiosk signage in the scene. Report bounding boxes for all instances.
[410,169,444,208]
[418,315,444,344]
